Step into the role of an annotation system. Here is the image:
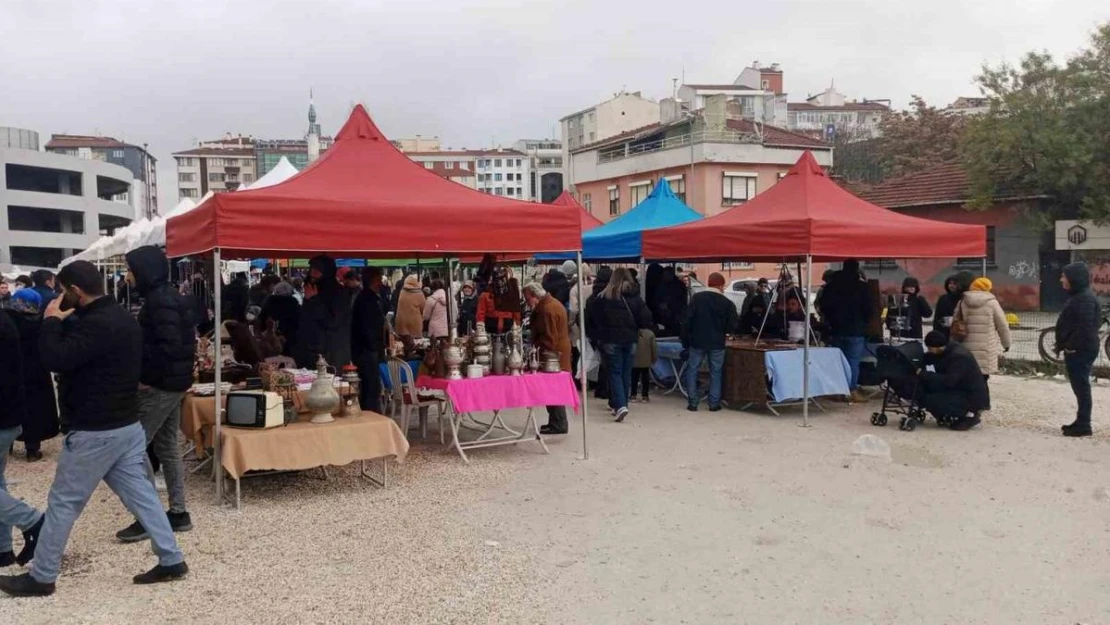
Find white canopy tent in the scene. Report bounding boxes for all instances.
[244,156,300,191]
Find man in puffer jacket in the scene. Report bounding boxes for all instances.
[1055,262,1101,437]
[116,246,197,543]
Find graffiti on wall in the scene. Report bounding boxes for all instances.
[1089,254,1110,298]
[1007,260,1038,281]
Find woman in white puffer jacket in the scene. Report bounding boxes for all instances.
[957,277,1011,377]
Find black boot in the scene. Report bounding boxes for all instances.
[0,551,14,567]
[16,516,44,566]
[133,562,189,585]
[949,415,982,431]
[0,573,55,597]
[1063,423,1093,437]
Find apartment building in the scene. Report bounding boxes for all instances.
[173,134,256,199]
[787,85,889,139]
[44,134,158,218]
[512,139,563,203]
[677,61,788,128]
[405,149,532,200]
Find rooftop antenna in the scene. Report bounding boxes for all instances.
[672,77,678,100]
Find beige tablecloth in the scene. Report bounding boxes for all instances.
[182,389,343,454]
[220,412,409,480]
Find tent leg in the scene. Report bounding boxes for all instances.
[577,251,589,460]
[213,248,224,503]
[981,257,987,278]
[445,257,456,338]
[801,254,812,428]
[639,256,646,298]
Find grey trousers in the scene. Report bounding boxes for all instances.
[31,423,184,583]
[138,387,188,514]
[0,426,43,553]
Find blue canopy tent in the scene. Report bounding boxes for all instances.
[580,178,702,261]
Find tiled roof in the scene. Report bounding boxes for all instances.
[173,147,256,156]
[570,122,666,153]
[725,119,830,149]
[431,166,475,178]
[856,161,1043,208]
[405,149,525,157]
[788,101,890,112]
[46,134,131,149]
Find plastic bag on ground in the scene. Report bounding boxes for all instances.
[851,434,891,460]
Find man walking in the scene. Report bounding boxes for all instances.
[351,267,386,413]
[818,259,873,402]
[1056,262,1101,437]
[0,261,187,597]
[683,273,738,412]
[0,310,44,567]
[115,246,197,542]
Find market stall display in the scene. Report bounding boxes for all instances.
[721,341,850,414]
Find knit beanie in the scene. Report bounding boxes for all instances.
[970,277,992,292]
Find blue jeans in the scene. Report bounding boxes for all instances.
[0,426,43,553]
[686,348,725,408]
[31,422,184,584]
[831,336,866,389]
[1065,351,1096,426]
[602,343,636,411]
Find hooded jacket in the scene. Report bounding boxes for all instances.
[587,283,653,346]
[1055,262,1101,355]
[542,269,572,307]
[932,275,962,335]
[887,277,933,339]
[5,304,59,441]
[394,276,427,337]
[223,273,250,323]
[293,255,353,367]
[423,288,450,339]
[584,267,612,344]
[818,266,873,337]
[958,289,1011,375]
[126,245,197,392]
[922,341,990,412]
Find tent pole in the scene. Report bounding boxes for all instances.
[639,256,646,298]
[981,257,986,278]
[213,248,224,503]
[577,250,589,460]
[801,254,813,428]
[445,257,456,338]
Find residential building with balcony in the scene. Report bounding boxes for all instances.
[560,91,660,189]
[405,149,532,200]
[787,85,890,139]
[1,126,133,270]
[173,134,256,200]
[44,134,158,218]
[512,139,563,203]
[676,61,788,128]
[566,95,833,278]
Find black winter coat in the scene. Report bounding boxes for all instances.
[294,284,354,368]
[223,278,250,323]
[40,297,142,432]
[922,341,990,412]
[542,270,572,307]
[0,311,25,430]
[683,290,739,350]
[1056,262,1102,355]
[6,310,59,442]
[126,246,197,392]
[586,287,652,346]
[933,293,960,336]
[456,293,479,336]
[259,294,301,356]
[818,271,873,337]
[887,280,932,339]
[351,288,386,359]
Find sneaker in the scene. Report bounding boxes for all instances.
[1063,424,1093,437]
[116,520,149,543]
[167,511,193,533]
[539,425,568,435]
[641,396,651,403]
[686,404,698,412]
[0,573,55,597]
[0,551,14,567]
[16,516,43,566]
[133,562,189,585]
[614,407,629,423]
[708,405,723,413]
[948,415,981,431]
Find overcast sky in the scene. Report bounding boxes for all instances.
[1,0,1106,211]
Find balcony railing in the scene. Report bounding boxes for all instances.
[597,129,761,164]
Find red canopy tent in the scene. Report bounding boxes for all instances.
[167,106,591,500]
[551,190,604,233]
[641,152,986,426]
[167,105,581,259]
[641,151,985,262]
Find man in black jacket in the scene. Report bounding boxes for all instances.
[351,267,385,413]
[1055,262,1101,437]
[114,246,197,543]
[817,259,873,400]
[0,311,45,568]
[919,331,989,431]
[223,272,250,323]
[1,261,187,598]
[294,255,353,368]
[683,273,739,412]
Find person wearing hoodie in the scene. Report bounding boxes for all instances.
[886,276,933,339]
[585,266,613,399]
[5,290,59,462]
[957,277,1011,403]
[222,272,250,323]
[587,268,652,422]
[394,275,426,339]
[456,281,479,336]
[919,331,990,431]
[542,264,573,308]
[1055,262,1101,437]
[293,255,354,368]
[932,275,963,337]
[817,259,873,399]
[422,279,450,339]
[351,267,386,413]
[115,246,198,543]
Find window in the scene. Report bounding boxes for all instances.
[958,226,997,267]
[862,259,899,270]
[722,262,755,270]
[515,159,522,167]
[629,181,651,208]
[722,173,757,205]
[515,173,522,182]
[516,187,523,197]
[178,172,196,183]
[667,176,686,202]
[243,173,254,183]
[582,193,592,213]
[176,157,197,167]
[494,159,502,167]
[208,172,225,182]
[589,132,596,142]
[777,171,787,181]
[506,188,514,196]
[608,186,620,216]
[424,162,433,169]
[761,79,770,90]
[111,149,124,158]
[494,173,503,181]
[494,188,503,196]
[179,188,198,198]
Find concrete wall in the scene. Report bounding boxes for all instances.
[869,202,1044,311]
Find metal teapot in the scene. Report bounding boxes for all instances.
[304,354,340,424]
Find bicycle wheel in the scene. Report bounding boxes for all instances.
[1039,327,1062,364]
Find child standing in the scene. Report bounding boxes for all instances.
[632,327,658,402]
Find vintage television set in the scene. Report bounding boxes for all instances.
[224,391,285,429]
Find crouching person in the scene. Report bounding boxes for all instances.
[918,331,990,431]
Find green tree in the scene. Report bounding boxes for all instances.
[962,22,1110,224]
[878,95,967,179]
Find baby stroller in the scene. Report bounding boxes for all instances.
[869,341,929,432]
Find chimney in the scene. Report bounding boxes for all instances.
[660,98,682,124]
[704,94,728,132]
[752,59,760,69]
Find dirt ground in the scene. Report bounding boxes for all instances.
[2,374,1108,624]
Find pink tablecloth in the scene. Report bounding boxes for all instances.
[417,372,580,414]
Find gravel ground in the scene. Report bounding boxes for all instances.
[2,375,1109,624]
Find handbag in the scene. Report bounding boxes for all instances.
[950,301,969,342]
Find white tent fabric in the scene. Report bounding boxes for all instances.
[246,156,299,190]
